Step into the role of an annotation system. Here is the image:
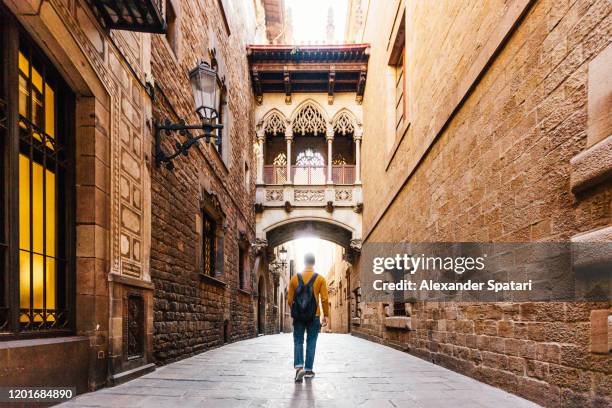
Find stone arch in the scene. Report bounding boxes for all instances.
[264,217,355,249]
[290,99,328,136]
[332,109,359,136]
[259,108,287,136]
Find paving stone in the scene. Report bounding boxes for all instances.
[60,334,541,407]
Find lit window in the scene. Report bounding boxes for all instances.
[0,15,74,335]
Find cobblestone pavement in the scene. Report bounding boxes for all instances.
[60,333,540,408]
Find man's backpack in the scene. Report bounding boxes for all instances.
[291,273,318,323]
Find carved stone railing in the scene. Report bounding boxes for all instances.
[260,184,361,207]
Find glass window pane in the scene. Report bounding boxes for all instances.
[18,51,29,75]
[33,254,44,309]
[31,67,43,129]
[18,74,28,118]
[19,250,30,309]
[32,160,43,254]
[19,154,30,251]
[46,258,56,310]
[46,169,55,256]
[45,83,55,139]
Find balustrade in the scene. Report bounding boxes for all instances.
[263,165,355,185]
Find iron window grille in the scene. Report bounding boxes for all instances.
[202,212,217,277]
[0,8,75,336]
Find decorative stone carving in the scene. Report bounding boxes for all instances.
[326,201,334,213]
[333,111,355,135]
[354,202,363,213]
[265,188,284,202]
[350,239,362,252]
[251,238,268,255]
[294,188,325,201]
[263,111,286,135]
[335,188,353,201]
[292,103,326,135]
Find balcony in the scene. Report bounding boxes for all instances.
[263,165,355,185]
[87,0,166,33]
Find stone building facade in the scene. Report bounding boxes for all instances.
[0,0,159,391]
[349,0,611,406]
[0,0,267,393]
[149,0,259,364]
[325,245,351,334]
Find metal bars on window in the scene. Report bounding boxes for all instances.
[203,212,217,277]
[16,39,69,332]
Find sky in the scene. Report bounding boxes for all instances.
[284,0,348,44]
[290,237,337,275]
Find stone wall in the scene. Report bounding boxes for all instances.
[2,0,161,389]
[149,0,259,363]
[356,0,611,406]
[326,245,350,333]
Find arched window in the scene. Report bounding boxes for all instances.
[296,149,325,167]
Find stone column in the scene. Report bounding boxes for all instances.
[354,126,363,184]
[326,123,334,184]
[285,127,293,184]
[256,128,265,184]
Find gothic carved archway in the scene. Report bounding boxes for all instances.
[290,101,328,136]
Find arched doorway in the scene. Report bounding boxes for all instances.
[257,276,266,335]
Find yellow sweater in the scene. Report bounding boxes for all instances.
[287,267,330,317]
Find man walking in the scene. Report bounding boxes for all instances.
[287,252,329,382]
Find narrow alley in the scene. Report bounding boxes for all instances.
[60,334,539,408]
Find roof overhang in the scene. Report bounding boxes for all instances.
[247,44,370,105]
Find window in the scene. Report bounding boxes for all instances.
[165,0,179,56]
[215,84,230,166]
[244,161,250,192]
[238,246,245,289]
[394,47,406,137]
[389,10,406,139]
[202,212,217,277]
[295,149,324,167]
[393,302,406,317]
[1,11,74,335]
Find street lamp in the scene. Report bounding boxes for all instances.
[278,246,287,262]
[155,60,224,170]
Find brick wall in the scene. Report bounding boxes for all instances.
[357,0,611,406]
[150,0,258,364]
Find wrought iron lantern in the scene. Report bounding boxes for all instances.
[155,60,223,170]
[278,246,288,263]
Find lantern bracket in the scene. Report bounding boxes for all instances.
[154,118,223,170]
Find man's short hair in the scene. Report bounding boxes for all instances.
[304,253,315,266]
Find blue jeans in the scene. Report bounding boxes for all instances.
[293,316,320,371]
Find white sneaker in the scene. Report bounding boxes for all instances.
[294,368,305,382]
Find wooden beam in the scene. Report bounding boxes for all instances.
[356,67,367,104]
[252,68,263,105]
[250,62,365,72]
[283,67,291,104]
[328,66,335,105]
